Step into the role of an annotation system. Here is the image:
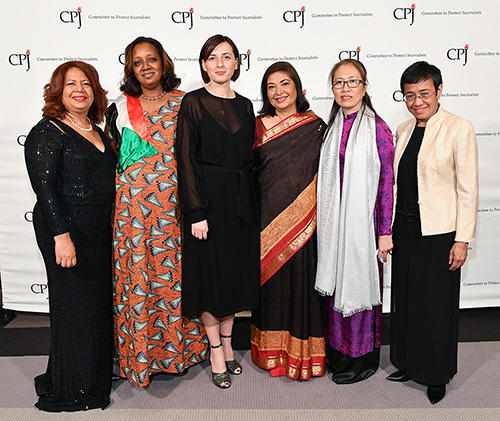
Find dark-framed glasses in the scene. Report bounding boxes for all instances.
[332,79,366,89]
[404,91,433,103]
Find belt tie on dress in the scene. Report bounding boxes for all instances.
[200,162,255,222]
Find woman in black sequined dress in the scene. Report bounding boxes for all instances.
[24,61,116,412]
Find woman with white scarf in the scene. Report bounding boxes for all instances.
[315,59,394,384]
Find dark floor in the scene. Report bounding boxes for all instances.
[0,307,499,356]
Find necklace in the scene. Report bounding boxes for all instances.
[141,90,167,101]
[66,115,93,132]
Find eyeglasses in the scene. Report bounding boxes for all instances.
[332,79,366,89]
[403,91,434,103]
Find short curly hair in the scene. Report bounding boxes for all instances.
[42,61,108,124]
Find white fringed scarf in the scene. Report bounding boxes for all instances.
[315,105,381,317]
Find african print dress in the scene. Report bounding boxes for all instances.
[106,92,207,387]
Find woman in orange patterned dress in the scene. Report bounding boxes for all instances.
[106,37,207,387]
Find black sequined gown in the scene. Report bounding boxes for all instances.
[24,118,116,412]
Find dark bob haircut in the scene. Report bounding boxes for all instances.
[326,59,375,134]
[258,61,309,116]
[42,60,108,125]
[199,34,240,84]
[120,36,180,97]
[400,61,442,92]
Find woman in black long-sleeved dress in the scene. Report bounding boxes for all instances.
[24,61,115,412]
[176,35,259,389]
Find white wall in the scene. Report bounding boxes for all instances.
[1,0,498,312]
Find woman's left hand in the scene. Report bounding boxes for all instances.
[378,235,393,263]
[449,241,468,271]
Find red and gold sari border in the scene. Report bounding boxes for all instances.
[126,94,154,145]
[261,210,316,285]
[254,110,318,148]
[251,325,326,380]
[260,176,317,285]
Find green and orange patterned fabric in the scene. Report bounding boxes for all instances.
[111,92,207,387]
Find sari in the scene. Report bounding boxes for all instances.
[250,111,326,380]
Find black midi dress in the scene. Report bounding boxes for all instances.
[176,88,259,318]
[390,126,461,386]
[24,119,116,412]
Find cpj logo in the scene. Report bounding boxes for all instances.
[9,50,30,71]
[31,283,48,296]
[393,90,405,102]
[338,46,361,60]
[239,50,251,71]
[172,8,194,29]
[24,211,33,222]
[283,6,305,28]
[17,134,27,146]
[60,7,82,29]
[447,44,469,66]
[393,4,416,26]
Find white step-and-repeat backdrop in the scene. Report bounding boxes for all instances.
[1,0,499,312]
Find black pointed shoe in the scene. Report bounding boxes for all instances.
[427,384,446,404]
[386,370,411,382]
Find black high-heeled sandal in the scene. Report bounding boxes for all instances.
[220,334,242,375]
[210,343,231,389]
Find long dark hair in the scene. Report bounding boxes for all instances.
[325,59,376,135]
[258,61,309,116]
[120,36,180,97]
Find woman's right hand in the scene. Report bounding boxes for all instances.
[54,233,77,268]
[192,220,209,240]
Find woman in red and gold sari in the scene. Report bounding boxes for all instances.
[251,62,326,380]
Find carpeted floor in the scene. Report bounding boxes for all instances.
[2,308,500,356]
[1,343,499,421]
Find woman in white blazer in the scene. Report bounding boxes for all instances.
[387,61,478,404]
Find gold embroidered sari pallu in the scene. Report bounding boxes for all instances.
[257,111,319,285]
[251,111,326,380]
